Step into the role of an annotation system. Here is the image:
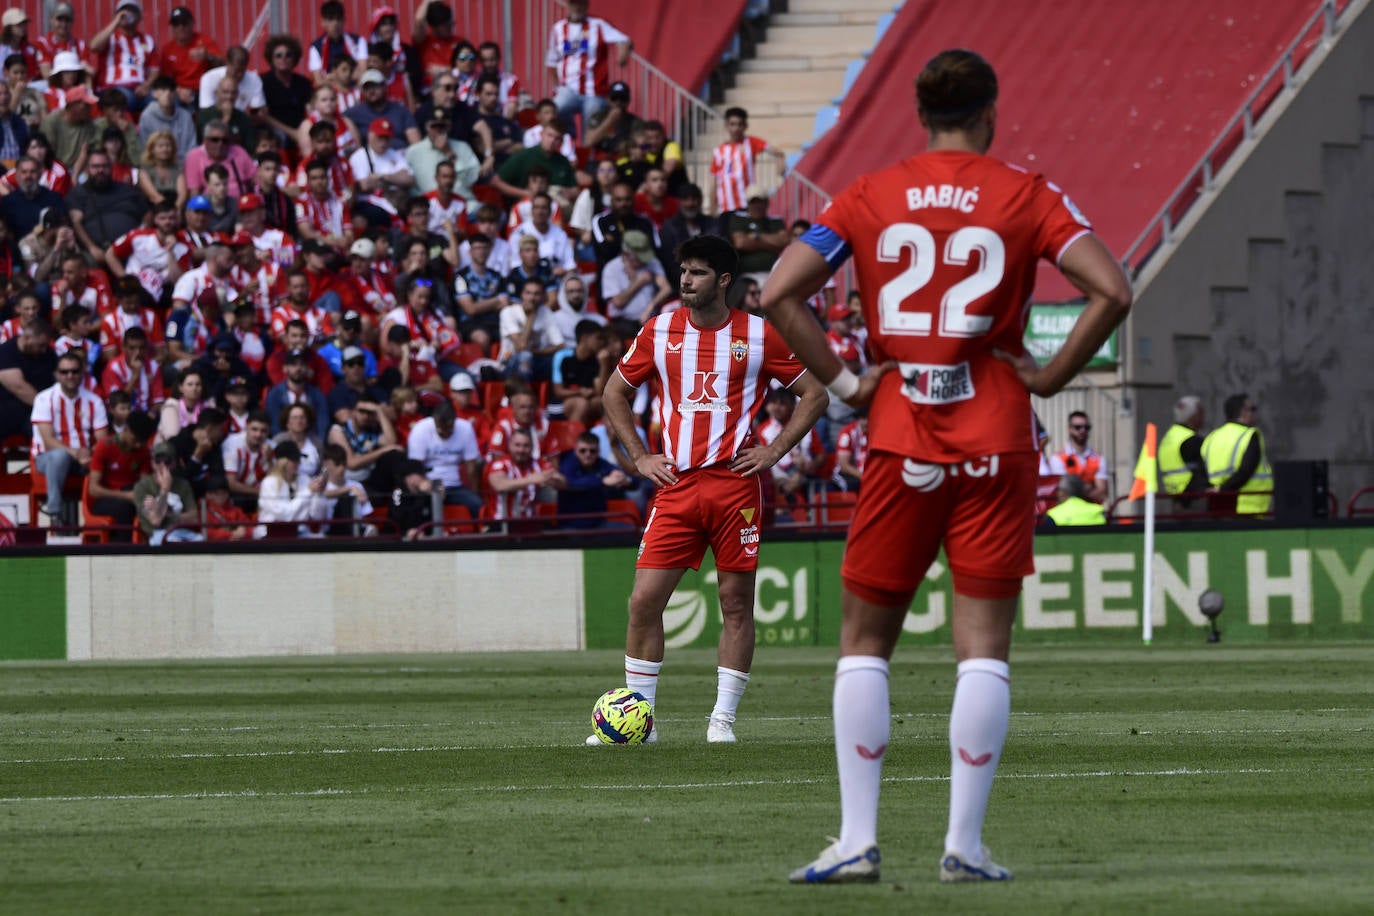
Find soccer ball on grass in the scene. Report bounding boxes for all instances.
[591,688,654,745]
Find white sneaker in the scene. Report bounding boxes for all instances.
[706,714,736,743]
[585,724,657,746]
[939,846,1012,883]
[788,838,881,884]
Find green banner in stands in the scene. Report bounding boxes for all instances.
[1025,304,1118,367]
[0,557,66,660]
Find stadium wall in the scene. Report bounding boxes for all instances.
[1128,0,1374,502]
[2,529,1371,661]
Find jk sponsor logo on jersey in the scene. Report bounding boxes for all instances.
[680,370,729,413]
[901,455,1000,491]
[900,361,974,405]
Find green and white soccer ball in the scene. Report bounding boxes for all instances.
[591,688,654,745]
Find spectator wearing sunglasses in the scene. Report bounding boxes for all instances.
[1055,410,1110,503]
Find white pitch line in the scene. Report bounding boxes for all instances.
[3,766,1354,805]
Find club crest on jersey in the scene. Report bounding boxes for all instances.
[899,361,974,405]
[730,339,748,362]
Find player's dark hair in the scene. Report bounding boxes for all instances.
[1224,393,1250,422]
[248,409,272,427]
[916,49,998,131]
[126,410,157,441]
[676,234,738,284]
[432,400,455,424]
[724,107,748,121]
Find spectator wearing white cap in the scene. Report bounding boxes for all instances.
[35,3,90,82]
[0,8,36,79]
[89,0,161,112]
[343,68,418,151]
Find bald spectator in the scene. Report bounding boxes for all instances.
[197,45,265,111]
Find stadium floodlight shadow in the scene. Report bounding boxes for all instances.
[1199,589,1224,643]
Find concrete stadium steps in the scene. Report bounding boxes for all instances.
[714,4,895,157]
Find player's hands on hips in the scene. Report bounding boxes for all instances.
[635,454,679,487]
[994,348,1057,396]
[729,444,780,477]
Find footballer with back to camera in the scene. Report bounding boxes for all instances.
[589,234,827,746]
[762,49,1132,883]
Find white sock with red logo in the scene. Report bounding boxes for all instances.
[834,655,889,855]
[625,655,661,709]
[944,658,1011,860]
[710,667,749,720]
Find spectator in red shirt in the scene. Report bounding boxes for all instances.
[633,167,679,230]
[160,7,223,108]
[412,0,459,95]
[87,407,156,538]
[203,474,253,540]
[0,8,38,79]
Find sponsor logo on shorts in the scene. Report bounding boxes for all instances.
[900,361,974,405]
[740,507,755,524]
[739,524,759,547]
[901,455,1000,491]
[730,339,748,362]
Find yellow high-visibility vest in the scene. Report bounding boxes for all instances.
[1201,422,1272,515]
[1046,496,1106,526]
[1157,423,1197,495]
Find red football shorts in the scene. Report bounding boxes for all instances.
[637,464,764,572]
[841,450,1038,600]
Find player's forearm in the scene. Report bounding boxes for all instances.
[601,379,648,463]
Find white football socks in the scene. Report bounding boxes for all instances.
[625,655,661,709]
[710,666,750,721]
[834,655,890,855]
[944,658,1011,860]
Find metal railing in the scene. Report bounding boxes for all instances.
[1120,0,1354,278]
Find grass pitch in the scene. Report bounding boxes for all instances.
[2,644,1373,915]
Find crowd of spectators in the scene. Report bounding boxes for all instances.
[0,0,876,542]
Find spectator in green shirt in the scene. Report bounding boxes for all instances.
[490,119,583,209]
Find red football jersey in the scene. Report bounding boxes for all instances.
[811,150,1092,462]
[617,308,805,472]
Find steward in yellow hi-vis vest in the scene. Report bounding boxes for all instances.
[1200,394,1271,515]
[1157,395,1207,496]
[1044,474,1106,526]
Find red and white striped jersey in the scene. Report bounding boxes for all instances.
[545,17,629,97]
[30,384,108,459]
[176,228,225,258]
[238,261,287,327]
[617,308,806,472]
[506,198,563,235]
[99,307,165,355]
[171,264,242,309]
[489,70,523,112]
[249,227,298,268]
[453,70,480,106]
[336,86,362,112]
[100,354,165,412]
[381,305,459,356]
[110,228,189,301]
[0,317,23,343]
[34,34,89,68]
[222,431,274,488]
[710,137,769,214]
[1,160,71,195]
[54,272,115,317]
[425,191,468,235]
[487,412,550,461]
[271,302,334,345]
[294,193,349,239]
[54,334,100,371]
[836,419,868,473]
[98,30,159,89]
[232,327,267,374]
[826,328,867,370]
[303,111,359,157]
[482,454,553,520]
[343,269,395,316]
[292,157,354,203]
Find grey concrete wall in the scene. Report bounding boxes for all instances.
[1127,0,1374,505]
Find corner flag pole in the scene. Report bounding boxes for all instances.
[1129,424,1159,644]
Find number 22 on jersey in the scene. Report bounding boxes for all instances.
[876,224,1005,338]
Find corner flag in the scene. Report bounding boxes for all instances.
[1129,423,1158,500]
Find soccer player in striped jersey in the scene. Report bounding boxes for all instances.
[764,49,1132,885]
[588,234,827,746]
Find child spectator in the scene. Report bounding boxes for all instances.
[87,407,156,539]
[203,475,253,541]
[104,389,132,435]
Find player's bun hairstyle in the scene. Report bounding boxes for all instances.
[916,49,998,131]
[676,234,739,284]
